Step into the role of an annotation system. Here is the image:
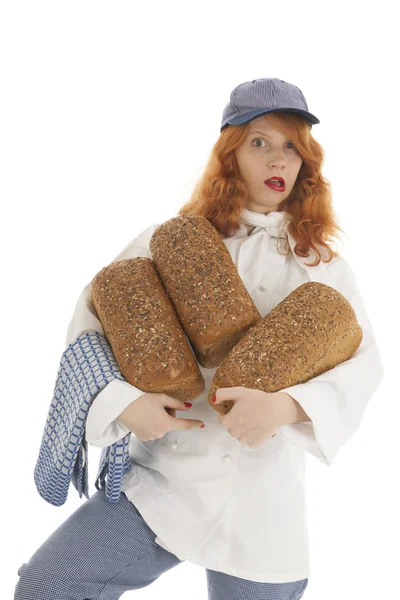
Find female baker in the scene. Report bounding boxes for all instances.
[15,78,384,600]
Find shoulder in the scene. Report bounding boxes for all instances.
[325,253,355,277]
[133,223,161,248]
[315,243,353,278]
[324,253,359,303]
[111,223,161,262]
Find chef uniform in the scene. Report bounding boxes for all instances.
[65,208,384,584]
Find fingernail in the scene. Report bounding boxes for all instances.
[212,395,216,402]
[184,402,192,407]
[200,424,205,428]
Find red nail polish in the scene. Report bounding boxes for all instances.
[212,395,216,402]
[200,424,205,428]
[184,402,192,407]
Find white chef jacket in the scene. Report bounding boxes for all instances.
[65,210,384,584]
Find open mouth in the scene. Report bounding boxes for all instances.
[264,180,285,191]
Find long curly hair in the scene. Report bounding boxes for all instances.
[178,111,345,266]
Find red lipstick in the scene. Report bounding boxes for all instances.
[264,177,285,191]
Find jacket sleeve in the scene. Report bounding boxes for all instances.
[65,223,160,348]
[65,223,161,447]
[84,378,144,447]
[277,255,384,466]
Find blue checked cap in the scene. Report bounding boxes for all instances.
[220,77,320,132]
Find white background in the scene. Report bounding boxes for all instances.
[1,1,397,599]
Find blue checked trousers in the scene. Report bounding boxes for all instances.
[14,488,309,600]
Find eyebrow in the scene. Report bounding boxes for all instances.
[249,130,290,140]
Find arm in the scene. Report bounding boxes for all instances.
[276,255,384,466]
[280,393,312,424]
[66,223,161,447]
[65,223,160,348]
[84,378,144,447]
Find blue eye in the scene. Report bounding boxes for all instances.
[252,138,264,147]
[251,138,296,150]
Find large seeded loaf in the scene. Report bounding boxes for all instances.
[91,257,205,402]
[207,281,363,415]
[149,214,261,368]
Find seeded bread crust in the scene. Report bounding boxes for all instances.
[207,281,363,414]
[149,214,261,368]
[91,257,205,401]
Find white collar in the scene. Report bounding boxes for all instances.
[233,207,330,288]
[239,207,289,239]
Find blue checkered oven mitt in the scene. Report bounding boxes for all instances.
[34,331,133,506]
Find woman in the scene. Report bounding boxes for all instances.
[15,78,384,600]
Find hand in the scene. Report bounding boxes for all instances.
[117,393,204,441]
[213,387,291,449]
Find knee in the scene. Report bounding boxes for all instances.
[14,560,74,600]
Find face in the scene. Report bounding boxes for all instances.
[234,116,303,214]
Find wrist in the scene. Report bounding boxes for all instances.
[278,392,312,425]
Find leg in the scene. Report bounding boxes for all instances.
[14,488,184,600]
[206,569,309,600]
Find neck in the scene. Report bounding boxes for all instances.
[245,204,283,215]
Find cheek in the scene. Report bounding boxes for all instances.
[290,159,303,182]
[242,161,260,182]
[295,157,303,172]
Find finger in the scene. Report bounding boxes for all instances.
[213,386,242,404]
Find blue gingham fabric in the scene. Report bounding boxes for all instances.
[33,331,133,506]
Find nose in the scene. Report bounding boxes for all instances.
[267,149,286,166]
[268,156,285,169]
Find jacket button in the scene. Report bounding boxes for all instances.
[223,454,232,462]
[171,442,178,450]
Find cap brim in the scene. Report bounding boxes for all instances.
[221,108,320,131]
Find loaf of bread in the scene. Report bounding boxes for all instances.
[91,257,205,401]
[207,282,363,414]
[149,214,261,368]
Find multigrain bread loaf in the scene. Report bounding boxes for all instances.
[91,257,205,401]
[149,214,261,368]
[208,281,363,414]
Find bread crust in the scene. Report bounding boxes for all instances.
[207,282,363,414]
[149,214,261,368]
[91,257,205,401]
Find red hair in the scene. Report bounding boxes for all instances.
[178,112,345,267]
